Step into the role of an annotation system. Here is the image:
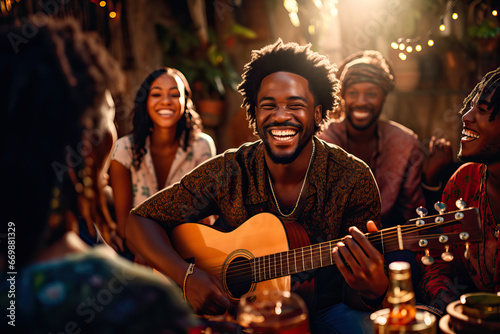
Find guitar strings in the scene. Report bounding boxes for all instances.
[204,221,457,281]
[199,219,465,283]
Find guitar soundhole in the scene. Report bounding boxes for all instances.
[225,256,253,299]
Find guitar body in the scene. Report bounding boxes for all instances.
[171,213,291,302]
[170,207,481,304]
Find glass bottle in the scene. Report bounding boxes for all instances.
[386,261,417,326]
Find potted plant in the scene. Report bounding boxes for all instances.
[156,24,241,127]
[468,19,500,52]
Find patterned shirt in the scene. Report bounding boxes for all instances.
[319,119,425,228]
[112,132,216,206]
[420,163,500,311]
[131,136,382,311]
[0,247,198,333]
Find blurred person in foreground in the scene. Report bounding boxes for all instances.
[0,17,198,333]
[125,39,388,334]
[420,67,500,312]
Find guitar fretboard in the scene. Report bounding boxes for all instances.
[251,232,390,283]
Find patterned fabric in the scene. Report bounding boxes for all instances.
[112,132,216,206]
[420,163,500,311]
[0,247,198,333]
[131,136,381,311]
[319,119,425,228]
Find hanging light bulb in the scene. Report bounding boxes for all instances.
[399,53,407,61]
[399,43,405,50]
[452,12,458,20]
[99,1,106,7]
[406,46,413,53]
[439,18,446,31]
[415,44,422,52]
[109,11,117,18]
[428,39,434,47]
[493,10,498,16]
[391,42,399,49]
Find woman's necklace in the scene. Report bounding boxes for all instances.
[267,140,315,218]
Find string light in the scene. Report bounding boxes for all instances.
[439,19,446,31]
[109,11,116,18]
[493,10,498,17]
[389,0,459,58]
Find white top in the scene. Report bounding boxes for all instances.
[112,132,216,206]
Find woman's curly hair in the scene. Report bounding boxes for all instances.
[131,67,202,169]
[237,39,339,133]
[0,16,123,267]
[460,66,500,121]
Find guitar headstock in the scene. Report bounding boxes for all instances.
[399,199,482,265]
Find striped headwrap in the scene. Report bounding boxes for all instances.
[338,50,395,94]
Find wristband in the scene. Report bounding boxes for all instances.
[182,263,195,302]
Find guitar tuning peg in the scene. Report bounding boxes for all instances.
[434,202,447,214]
[441,245,454,262]
[455,198,467,210]
[421,249,434,266]
[464,242,471,260]
[416,206,428,218]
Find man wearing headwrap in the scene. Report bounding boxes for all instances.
[319,50,425,229]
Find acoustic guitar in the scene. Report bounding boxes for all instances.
[171,207,481,302]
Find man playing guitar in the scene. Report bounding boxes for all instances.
[125,40,388,334]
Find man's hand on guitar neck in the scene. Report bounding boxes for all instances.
[332,220,389,301]
[185,267,232,315]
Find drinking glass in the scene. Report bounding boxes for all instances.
[236,290,309,334]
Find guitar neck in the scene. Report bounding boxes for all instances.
[251,216,469,283]
[251,241,337,283]
[251,235,391,283]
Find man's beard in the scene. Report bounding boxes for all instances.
[259,121,309,165]
[263,138,307,164]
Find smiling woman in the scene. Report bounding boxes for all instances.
[109,67,216,251]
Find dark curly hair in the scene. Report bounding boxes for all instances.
[460,66,500,121]
[1,16,123,267]
[131,67,202,169]
[237,39,339,133]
